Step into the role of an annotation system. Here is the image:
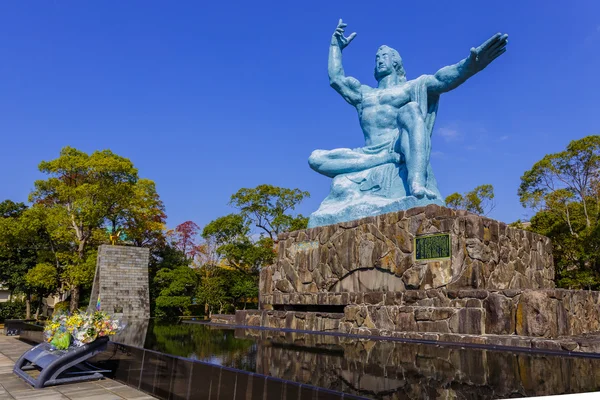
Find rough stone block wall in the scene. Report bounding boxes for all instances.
[240,288,600,339]
[89,245,150,319]
[232,206,600,350]
[261,205,554,306]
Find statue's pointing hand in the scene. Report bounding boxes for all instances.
[332,19,357,50]
[469,33,508,71]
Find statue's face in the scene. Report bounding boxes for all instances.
[375,49,394,79]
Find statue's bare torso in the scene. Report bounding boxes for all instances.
[358,83,413,146]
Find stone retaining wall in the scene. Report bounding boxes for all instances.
[240,207,600,353]
[210,314,236,325]
[237,288,600,339]
[261,205,554,303]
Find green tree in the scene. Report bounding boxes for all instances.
[30,147,138,311]
[25,263,59,319]
[519,136,600,228]
[445,192,464,210]
[203,185,309,272]
[29,146,166,311]
[202,214,275,274]
[0,200,27,218]
[196,269,230,315]
[0,201,31,296]
[147,242,188,317]
[197,185,309,314]
[0,200,49,318]
[153,266,199,319]
[121,179,166,248]
[230,271,259,309]
[229,184,310,240]
[519,135,600,288]
[444,184,495,215]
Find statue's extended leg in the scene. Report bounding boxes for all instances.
[397,102,437,199]
[308,148,400,178]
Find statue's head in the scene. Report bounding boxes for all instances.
[374,45,406,82]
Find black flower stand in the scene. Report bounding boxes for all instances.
[13,336,110,388]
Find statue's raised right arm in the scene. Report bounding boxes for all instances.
[426,33,508,95]
[329,19,362,106]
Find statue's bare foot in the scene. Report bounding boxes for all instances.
[410,182,437,199]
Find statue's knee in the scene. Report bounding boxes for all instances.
[308,150,325,170]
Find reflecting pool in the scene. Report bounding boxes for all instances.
[106,320,600,399]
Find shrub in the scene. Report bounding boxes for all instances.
[154,296,191,321]
[0,301,26,322]
[53,301,70,316]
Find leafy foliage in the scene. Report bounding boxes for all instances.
[53,301,70,316]
[153,266,200,319]
[145,321,255,366]
[122,179,166,248]
[0,301,26,322]
[2,151,309,320]
[197,185,309,315]
[168,221,201,262]
[444,184,495,215]
[0,200,52,318]
[25,263,59,318]
[229,184,310,240]
[202,214,275,274]
[28,146,167,311]
[0,201,37,296]
[520,136,600,289]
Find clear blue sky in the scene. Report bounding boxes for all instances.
[1,1,598,229]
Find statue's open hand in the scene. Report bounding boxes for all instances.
[332,19,357,50]
[469,33,508,71]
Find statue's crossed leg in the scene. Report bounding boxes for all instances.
[308,102,437,199]
[308,145,400,179]
[397,102,438,199]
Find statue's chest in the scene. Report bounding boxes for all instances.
[363,87,410,108]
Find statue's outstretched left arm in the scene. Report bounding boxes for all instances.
[426,33,508,95]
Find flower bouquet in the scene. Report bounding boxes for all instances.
[44,311,122,350]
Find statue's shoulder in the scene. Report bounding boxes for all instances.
[407,74,434,86]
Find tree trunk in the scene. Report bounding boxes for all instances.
[25,294,31,320]
[581,195,591,228]
[70,285,80,312]
[70,236,86,313]
[34,300,40,320]
[204,302,209,319]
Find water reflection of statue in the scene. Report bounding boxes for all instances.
[308,20,508,227]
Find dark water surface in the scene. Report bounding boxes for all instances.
[115,320,600,399]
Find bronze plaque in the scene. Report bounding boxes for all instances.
[415,233,451,260]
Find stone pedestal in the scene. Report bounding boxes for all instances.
[88,245,150,319]
[263,204,555,299]
[226,205,600,350]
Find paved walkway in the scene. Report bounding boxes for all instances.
[0,336,155,400]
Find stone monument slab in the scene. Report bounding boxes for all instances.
[88,245,150,319]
